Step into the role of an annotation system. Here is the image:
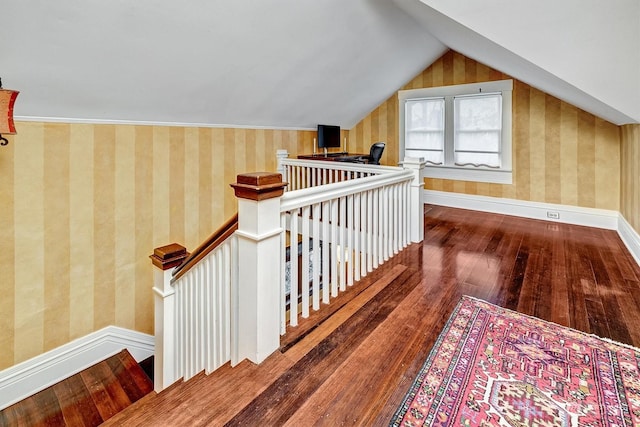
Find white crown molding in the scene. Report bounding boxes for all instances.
[0,326,154,411]
[423,189,640,268]
[15,116,316,131]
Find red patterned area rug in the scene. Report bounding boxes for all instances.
[391,296,640,426]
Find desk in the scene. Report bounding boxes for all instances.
[297,152,369,163]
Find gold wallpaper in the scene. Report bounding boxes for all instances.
[621,125,640,231]
[0,123,314,369]
[348,50,621,211]
[0,50,636,372]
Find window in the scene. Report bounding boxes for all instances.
[399,80,513,184]
[405,98,445,166]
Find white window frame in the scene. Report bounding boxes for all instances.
[399,80,513,184]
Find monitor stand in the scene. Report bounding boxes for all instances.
[323,147,328,157]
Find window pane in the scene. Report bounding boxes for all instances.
[406,131,444,150]
[454,94,502,169]
[406,98,444,131]
[405,98,445,163]
[455,95,501,131]
[455,152,501,168]
[455,131,500,152]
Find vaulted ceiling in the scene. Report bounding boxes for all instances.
[2,0,639,130]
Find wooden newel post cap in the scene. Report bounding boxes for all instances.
[230,172,288,201]
[150,243,189,270]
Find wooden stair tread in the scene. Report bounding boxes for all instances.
[0,349,153,426]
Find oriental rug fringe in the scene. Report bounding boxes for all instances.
[391,296,640,426]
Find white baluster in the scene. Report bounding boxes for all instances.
[347,193,354,287]
[290,209,299,326]
[301,205,310,317]
[330,198,339,297]
[372,188,379,268]
[339,196,346,292]
[322,202,330,304]
[280,213,287,335]
[312,203,321,310]
[354,192,361,282]
[366,189,373,273]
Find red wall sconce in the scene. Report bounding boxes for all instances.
[0,78,19,146]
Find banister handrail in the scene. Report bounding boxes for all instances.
[280,169,413,212]
[280,158,399,174]
[171,213,238,283]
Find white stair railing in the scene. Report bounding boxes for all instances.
[276,149,388,191]
[151,153,425,392]
[150,215,238,392]
[278,158,421,331]
[172,237,235,382]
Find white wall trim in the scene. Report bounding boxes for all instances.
[424,190,640,269]
[424,189,619,230]
[0,326,154,410]
[16,116,316,131]
[618,214,640,267]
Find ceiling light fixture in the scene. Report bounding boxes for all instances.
[0,78,19,146]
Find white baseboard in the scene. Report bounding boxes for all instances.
[0,326,154,410]
[423,189,640,268]
[618,214,640,267]
[424,190,619,230]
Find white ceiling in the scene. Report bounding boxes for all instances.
[395,0,640,125]
[1,0,445,129]
[2,0,638,129]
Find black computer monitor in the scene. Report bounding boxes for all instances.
[317,125,341,152]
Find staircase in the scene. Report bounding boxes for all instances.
[0,350,153,426]
[151,154,426,392]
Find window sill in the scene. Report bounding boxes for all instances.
[424,165,512,185]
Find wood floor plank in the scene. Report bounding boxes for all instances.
[286,274,460,426]
[584,298,611,338]
[0,350,152,427]
[107,350,154,401]
[281,259,407,352]
[225,267,422,426]
[549,226,570,327]
[282,264,408,363]
[52,374,103,427]
[79,362,126,421]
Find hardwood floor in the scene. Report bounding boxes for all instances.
[0,350,153,426]
[15,205,640,426]
[101,206,640,426]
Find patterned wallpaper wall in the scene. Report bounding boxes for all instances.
[0,51,634,371]
[0,123,314,369]
[348,50,621,211]
[621,125,640,231]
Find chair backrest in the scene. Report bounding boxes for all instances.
[369,142,385,165]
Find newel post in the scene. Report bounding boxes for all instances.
[230,172,288,365]
[276,149,289,183]
[150,243,188,392]
[403,157,426,243]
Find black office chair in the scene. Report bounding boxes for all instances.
[366,142,385,165]
[335,142,385,165]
